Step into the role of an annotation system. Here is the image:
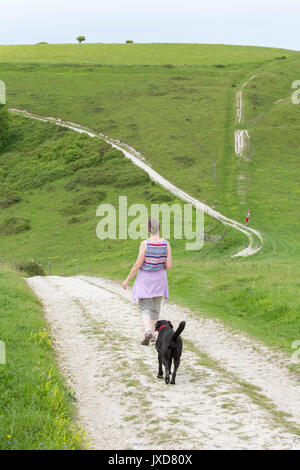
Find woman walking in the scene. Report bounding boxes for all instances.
[122,217,172,345]
[246,209,251,225]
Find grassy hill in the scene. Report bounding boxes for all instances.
[0,43,296,65]
[0,113,239,267]
[0,43,299,360]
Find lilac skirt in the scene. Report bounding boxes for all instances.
[132,268,169,304]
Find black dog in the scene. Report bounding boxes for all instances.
[155,320,186,385]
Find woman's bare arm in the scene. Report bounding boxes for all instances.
[165,241,172,270]
[122,241,146,289]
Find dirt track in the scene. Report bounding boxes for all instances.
[27,275,300,450]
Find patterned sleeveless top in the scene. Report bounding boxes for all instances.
[140,239,168,272]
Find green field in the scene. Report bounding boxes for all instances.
[0,265,86,449]
[0,43,296,65]
[0,43,300,363]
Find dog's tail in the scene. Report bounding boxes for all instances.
[172,321,186,342]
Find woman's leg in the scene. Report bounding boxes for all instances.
[141,313,153,333]
[139,298,161,344]
[152,296,162,330]
[141,313,154,345]
[151,319,157,333]
[139,298,154,346]
[150,297,163,339]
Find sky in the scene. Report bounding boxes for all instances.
[0,0,299,50]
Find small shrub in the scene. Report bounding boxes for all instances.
[56,126,69,134]
[102,149,123,162]
[75,190,106,207]
[70,168,116,187]
[68,154,102,171]
[18,261,45,276]
[67,216,82,224]
[0,193,22,208]
[142,188,173,202]
[173,155,195,167]
[64,180,77,191]
[127,123,138,130]
[59,203,87,217]
[66,158,149,188]
[248,93,269,107]
[103,120,118,130]
[93,107,105,113]
[0,217,30,235]
[215,64,225,68]
[126,40,134,44]
[146,88,168,97]
[117,169,149,188]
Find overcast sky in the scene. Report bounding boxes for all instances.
[0,0,299,50]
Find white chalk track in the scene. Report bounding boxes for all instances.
[26,275,300,449]
[9,107,263,257]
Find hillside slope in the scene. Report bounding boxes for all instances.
[0,43,299,353]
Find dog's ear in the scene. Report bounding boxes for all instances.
[168,321,173,329]
[155,320,162,331]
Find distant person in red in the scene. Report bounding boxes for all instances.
[245,209,251,225]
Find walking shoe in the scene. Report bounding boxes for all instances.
[141,331,153,346]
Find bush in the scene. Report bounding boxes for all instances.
[67,157,149,188]
[64,180,77,191]
[60,190,107,215]
[67,216,82,224]
[17,261,45,276]
[172,155,195,167]
[102,149,123,162]
[116,168,150,187]
[126,40,134,44]
[0,217,30,235]
[70,168,117,187]
[142,188,173,202]
[59,203,86,217]
[0,193,22,208]
[74,190,107,207]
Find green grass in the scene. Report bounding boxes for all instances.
[0,265,86,450]
[0,43,296,65]
[0,43,299,365]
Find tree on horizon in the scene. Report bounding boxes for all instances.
[76,36,86,44]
